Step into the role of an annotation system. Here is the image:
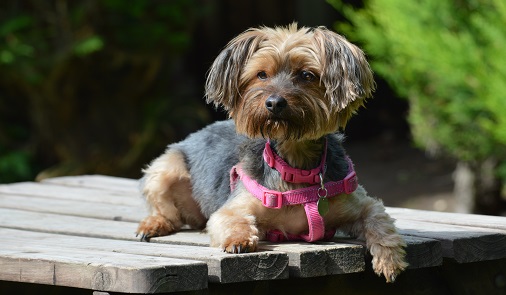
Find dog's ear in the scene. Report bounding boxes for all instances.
[313,27,375,126]
[205,29,266,111]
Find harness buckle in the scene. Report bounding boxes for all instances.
[281,169,295,182]
[343,171,358,194]
[262,191,283,209]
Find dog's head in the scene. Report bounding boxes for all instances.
[205,23,375,140]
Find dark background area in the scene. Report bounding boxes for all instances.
[0,0,456,211]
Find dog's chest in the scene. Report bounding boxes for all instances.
[255,205,309,234]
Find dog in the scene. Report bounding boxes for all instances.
[136,24,408,282]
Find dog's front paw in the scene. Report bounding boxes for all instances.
[136,215,178,242]
[222,235,259,254]
[207,210,260,254]
[370,243,408,283]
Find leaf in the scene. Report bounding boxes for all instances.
[73,36,104,56]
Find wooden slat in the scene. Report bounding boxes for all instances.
[0,208,364,277]
[387,207,506,231]
[401,235,443,269]
[0,182,141,204]
[0,237,207,293]
[337,235,443,270]
[42,175,139,193]
[395,219,506,263]
[259,241,364,277]
[154,230,439,275]
[0,208,188,242]
[0,228,288,284]
[0,194,147,222]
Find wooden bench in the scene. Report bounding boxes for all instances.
[0,175,505,294]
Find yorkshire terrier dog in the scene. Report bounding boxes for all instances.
[136,24,407,282]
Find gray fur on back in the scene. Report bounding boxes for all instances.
[170,120,349,219]
[170,120,247,217]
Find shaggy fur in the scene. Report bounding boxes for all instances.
[136,24,408,282]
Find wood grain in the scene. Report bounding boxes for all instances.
[387,207,506,231]
[0,228,288,284]
[259,241,365,277]
[0,193,146,222]
[41,175,139,193]
[0,181,140,201]
[396,219,506,263]
[0,237,207,293]
[0,209,367,279]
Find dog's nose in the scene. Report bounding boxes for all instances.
[265,95,287,114]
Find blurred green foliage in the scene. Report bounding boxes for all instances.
[0,0,210,183]
[328,0,506,178]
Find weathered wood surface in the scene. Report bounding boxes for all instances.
[41,175,139,193]
[387,207,506,231]
[0,228,286,284]
[0,208,364,278]
[0,231,207,293]
[1,175,506,294]
[395,219,506,263]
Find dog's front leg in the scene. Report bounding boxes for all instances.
[342,186,408,282]
[207,186,261,253]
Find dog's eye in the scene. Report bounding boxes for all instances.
[300,71,315,82]
[257,71,268,80]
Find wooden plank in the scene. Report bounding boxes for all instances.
[401,235,443,269]
[0,228,288,284]
[0,194,147,222]
[0,240,207,293]
[0,209,365,278]
[0,208,166,242]
[395,219,506,263]
[153,231,369,277]
[258,241,364,277]
[335,234,443,270]
[152,229,441,272]
[0,182,141,204]
[42,175,139,193]
[387,207,506,231]
[0,208,444,275]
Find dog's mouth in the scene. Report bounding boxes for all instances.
[261,117,307,140]
[266,112,287,122]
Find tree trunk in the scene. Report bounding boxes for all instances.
[453,159,504,215]
[453,161,475,214]
[474,158,503,215]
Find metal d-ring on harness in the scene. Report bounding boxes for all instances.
[317,172,329,216]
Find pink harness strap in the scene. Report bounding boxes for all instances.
[230,157,358,243]
[263,140,327,184]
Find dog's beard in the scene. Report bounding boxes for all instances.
[259,117,304,140]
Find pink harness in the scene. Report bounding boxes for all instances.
[230,140,358,243]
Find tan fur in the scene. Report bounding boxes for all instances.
[137,149,206,238]
[275,139,326,169]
